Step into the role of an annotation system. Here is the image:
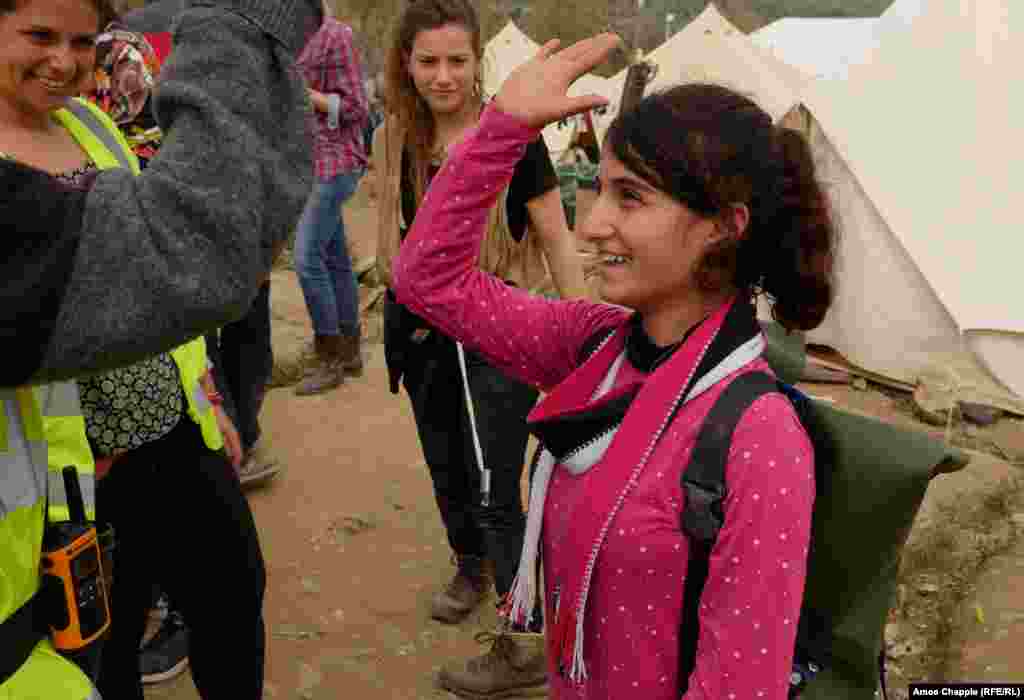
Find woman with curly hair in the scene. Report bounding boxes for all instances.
[393,33,836,700]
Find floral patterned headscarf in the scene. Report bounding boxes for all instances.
[89,25,167,163]
[92,27,160,124]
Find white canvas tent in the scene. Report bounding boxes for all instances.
[483,7,807,158]
[786,0,1023,406]
[541,73,617,159]
[482,21,539,97]
[750,0,926,81]
[483,21,614,159]
[603,4,806,129]
[751,18,880,80]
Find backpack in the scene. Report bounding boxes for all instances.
[676,327,969,700]
[575,323,969,699]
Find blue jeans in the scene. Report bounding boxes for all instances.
[294,170,363,336]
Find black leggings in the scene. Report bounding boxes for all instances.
[399,333,539,600]
[95,417,266,700]
[205,280,273,451]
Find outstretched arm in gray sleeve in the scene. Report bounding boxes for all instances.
[25,0,321,383]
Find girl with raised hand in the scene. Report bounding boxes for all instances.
[393,33,836,700]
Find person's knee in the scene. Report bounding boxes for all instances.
[201,558,265,620]
[292,233,321,274]
[245,542,267,594]
[292,243,313,277]
[475,501,526,532]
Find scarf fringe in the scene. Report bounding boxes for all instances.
[505,448,557,627]
[569,614,588,682]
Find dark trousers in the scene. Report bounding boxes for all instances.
[399,333,539,599]
[205,281,273,451]
[95,418,266,700]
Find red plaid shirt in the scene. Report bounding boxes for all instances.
[297,19,369,178]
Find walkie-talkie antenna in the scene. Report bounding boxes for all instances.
[62,466,87,524]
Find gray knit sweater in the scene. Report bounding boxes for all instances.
[0,0,321,386]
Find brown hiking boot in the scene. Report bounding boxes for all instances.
[294,334,344,396]
[338,329,363,376]
[431,555,489,624]
[438,631,548,699]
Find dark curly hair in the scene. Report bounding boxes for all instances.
[605,83,836,331]
[1,0,117,30]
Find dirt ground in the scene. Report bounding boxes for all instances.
[146,185,510,700]
[145,188,1024,700]
[147,348,508,700]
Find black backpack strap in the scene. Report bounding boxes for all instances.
[678,371,779,692]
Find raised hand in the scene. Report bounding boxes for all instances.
[492,33,622,129]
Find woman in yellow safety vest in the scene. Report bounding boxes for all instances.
[0,0,268,698]
[0,0,119,694]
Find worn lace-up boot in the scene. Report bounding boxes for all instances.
[430,555,490,624]
[437,630,547,699]
[337,327,363,376]
[294,334,344,396]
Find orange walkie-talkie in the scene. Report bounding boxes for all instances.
[40,466,111,667]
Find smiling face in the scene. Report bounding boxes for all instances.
[406,22,477,118]
[0,0,100,124]
[579,148,722,314]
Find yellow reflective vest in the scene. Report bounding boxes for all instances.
[37,382,96,523]
[0,98,215,698]
[37,98,143,525]
[41,100,224,517]
[0,98,129,699]
[0,389,98,699]
[170,340,225,453]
